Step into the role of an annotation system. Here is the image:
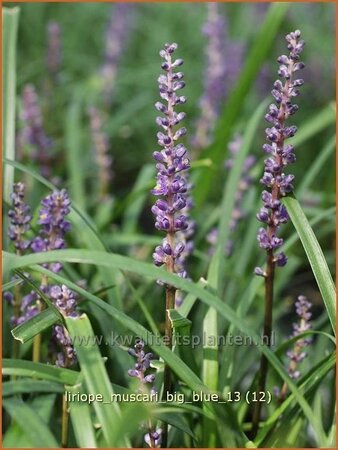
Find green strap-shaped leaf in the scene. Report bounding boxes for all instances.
[3,379,64,397]
[4,250,328,443]
[67,383,98,448]
[2,7,19,204]
[3,397,59,448]
[64,313,129,448]
[11,307,59,343]
[2,358,79,385]
[283,194,336,334]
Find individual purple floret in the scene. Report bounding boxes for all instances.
[151,43,191,293]
[144,429,163,448]
[46,21,62,77]
[255,30,305,276]
[192,3,243,150]
[101,3,133,105]
[19,84,53,177]
[275,295,312,401]
[207,136,256,257]
[88,106,113,199]
[8,183,32,253]
[127,340,161,448]
[31,189,71,273]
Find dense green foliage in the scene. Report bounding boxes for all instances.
[2,2,336,448]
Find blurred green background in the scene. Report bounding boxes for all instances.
[6,1,335,198]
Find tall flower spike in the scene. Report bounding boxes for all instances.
[88,106,113,199]
[31,189,71,273]
[152,43,191,288]
[252,30,305,437]
[152,44,190,444]
[127,340,162,448]
[192,3,243,151]
[19,84,53,177]
[276,295,312,401]
[47,21,62,77]
[255,30,305,275]
[8,182,32,253]
[101,3,133,105]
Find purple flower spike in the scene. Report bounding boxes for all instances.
[47,21,62,77]
[53,325,77,368]
[276,296,312,401]
[8,183,32,253]
[255,30,305,275]
[101,3,133,105]
[127,339,156,386]
[152,43,193,296]
[31,189,71,273]
[88,107,113,199]
[192,3,243,150]
[127,340,160,447]
[19,84,53,177]
[50,285,78,368]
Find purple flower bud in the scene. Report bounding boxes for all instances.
[254,267,267,277]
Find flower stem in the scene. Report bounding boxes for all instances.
[251,249,275,437]
[61,392,69,448]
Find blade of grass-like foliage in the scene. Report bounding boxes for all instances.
[283,194,336,334]
[208,98,268,294]
[64,314,129,447]
[254,352,335,447]
[2,7,19,256]
[2,397,59,447]
[67,383,97,448]
[298,134,335,198]
[177,278,207,318]
[11,313,57,353]
[104,233,159,247]
[6,253,327,443]
[2,7,19,205]
[124,276,159,335]
[3,379,64,396]
[18,266,245,446]
[202,100,267,445]
[2,358,79,384]
[195,2,288,205]
[290,102,335,148]
[3,393,57,448]
[11,307,59,343]
[65,93,86,211]
[2,277,23,290]
[122,164,155,233]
